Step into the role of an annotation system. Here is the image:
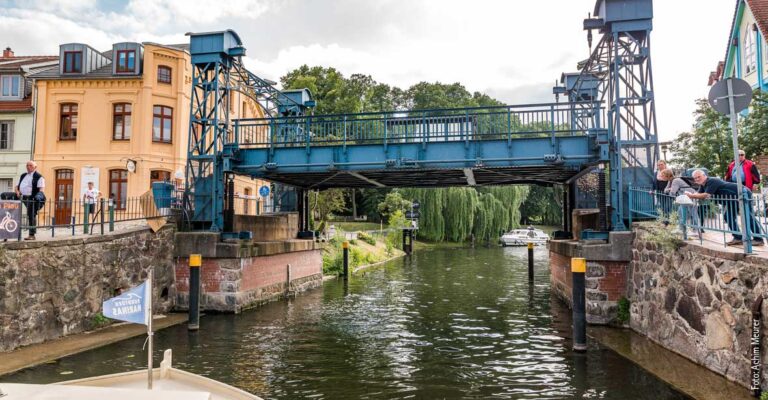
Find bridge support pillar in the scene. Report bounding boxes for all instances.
[297,189,313,239]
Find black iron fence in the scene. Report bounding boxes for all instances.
[14,193,177,239]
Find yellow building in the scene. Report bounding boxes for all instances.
[31,41,263,223]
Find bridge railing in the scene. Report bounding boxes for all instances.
[628,187,768,245]
[233,102,602,148]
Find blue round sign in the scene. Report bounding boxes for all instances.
[259,185,270,197]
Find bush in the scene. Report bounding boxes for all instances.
[357,231,377,246]
[91,312,111,329]
[616,297,630,324]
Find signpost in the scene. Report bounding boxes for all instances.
[259,185,270,197]
[0,200,21,241]
[708,77,754,254]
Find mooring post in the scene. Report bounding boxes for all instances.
[342,241,349,278]
[528,242,534,282]
[83,203,90,234]
[108,199,115,232]
[188,253,202,331]
[572,257,587,352]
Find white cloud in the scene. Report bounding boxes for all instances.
[0,0,738,142]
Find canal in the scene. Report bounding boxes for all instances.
[5,246,690,399]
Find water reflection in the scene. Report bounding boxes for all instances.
[5,246,689,399]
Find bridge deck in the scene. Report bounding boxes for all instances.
[224,102,607,189]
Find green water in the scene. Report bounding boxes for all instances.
[4,246,689,399]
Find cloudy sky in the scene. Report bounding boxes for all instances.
[0,0,734,141]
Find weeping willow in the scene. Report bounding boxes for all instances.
[397,186,528,242]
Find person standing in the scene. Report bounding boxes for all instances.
[83,181,101,217]
[653,160,672,218]
[725,150,761,191]
[686,169,763,247]
[15,160,45,240]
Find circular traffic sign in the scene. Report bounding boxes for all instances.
[708,78,752,115]
[259,185,270,197]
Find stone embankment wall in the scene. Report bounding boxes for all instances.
[630,224,768,390]
[174,237,322,313]
[0,226,176,352]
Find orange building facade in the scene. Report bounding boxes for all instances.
[32,41,264,222]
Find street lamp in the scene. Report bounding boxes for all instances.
[659,141,671,161]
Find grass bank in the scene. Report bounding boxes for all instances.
[322,231,405,275]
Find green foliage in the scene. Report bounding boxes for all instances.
[616,297,630,324]
[310,189,347,233]
[357,231,377,246]
[740,89,768,159]
[377,191,411,219]
[520,185,563,226]
[647,211,684,252]
[670,99,732,177]
[760,391,768,400]
[91,312,110,328]
[386,210,409,249]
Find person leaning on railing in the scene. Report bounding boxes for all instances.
[686,169,764,247]
[661,169,703,238]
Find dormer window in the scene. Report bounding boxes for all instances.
[0,75,21,98]
[116,49,136,73]
[63,51,82,73]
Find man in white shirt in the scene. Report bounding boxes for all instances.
[83,181,101,221]
[15,160,45,240]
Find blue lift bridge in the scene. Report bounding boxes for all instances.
[182,0,658,237]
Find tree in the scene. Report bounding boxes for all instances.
[310,189,346,232]
[740,89,768,159]
[519,185,562,226]
[671,99,731,177]
[377,191,411,219]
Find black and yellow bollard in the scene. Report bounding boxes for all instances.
[342,241,349,278]
[188,254,202,331]
[527,242,534,282]
[572,257,587,352]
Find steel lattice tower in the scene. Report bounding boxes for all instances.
[574,0,659,230]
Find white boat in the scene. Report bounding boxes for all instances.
[500,228,550,246]
[0,349,262,400]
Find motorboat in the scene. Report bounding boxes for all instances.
[500,227,550,246]
[0,349,261,400]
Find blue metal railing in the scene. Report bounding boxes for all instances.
[233,102,603,148]
[629,187,768,249]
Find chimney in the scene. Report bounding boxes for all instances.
[2,47,13,58]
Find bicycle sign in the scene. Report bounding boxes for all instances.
[0,200,21,240]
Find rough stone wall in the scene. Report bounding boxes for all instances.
[175,249,322,313]
[630,224,768,390]
[0,226,177,352]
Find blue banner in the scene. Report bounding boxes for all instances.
[103,281,150,325]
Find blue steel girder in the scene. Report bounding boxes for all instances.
[232,135,601,189]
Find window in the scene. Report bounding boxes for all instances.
[0,179,12,193]
[0,121,13,150]
[153,105,173,143]
[116,50,136,73]
[0,75,21,98]
[157,66,171,84]
[63,51,82,73]
[109,169,128,210]
[59,103,78,140]
[744,28,757,75]
[112,103,132,140]
[150,170,171,187]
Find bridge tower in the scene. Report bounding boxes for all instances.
[184,30,304,232]
[574,0,659,230]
